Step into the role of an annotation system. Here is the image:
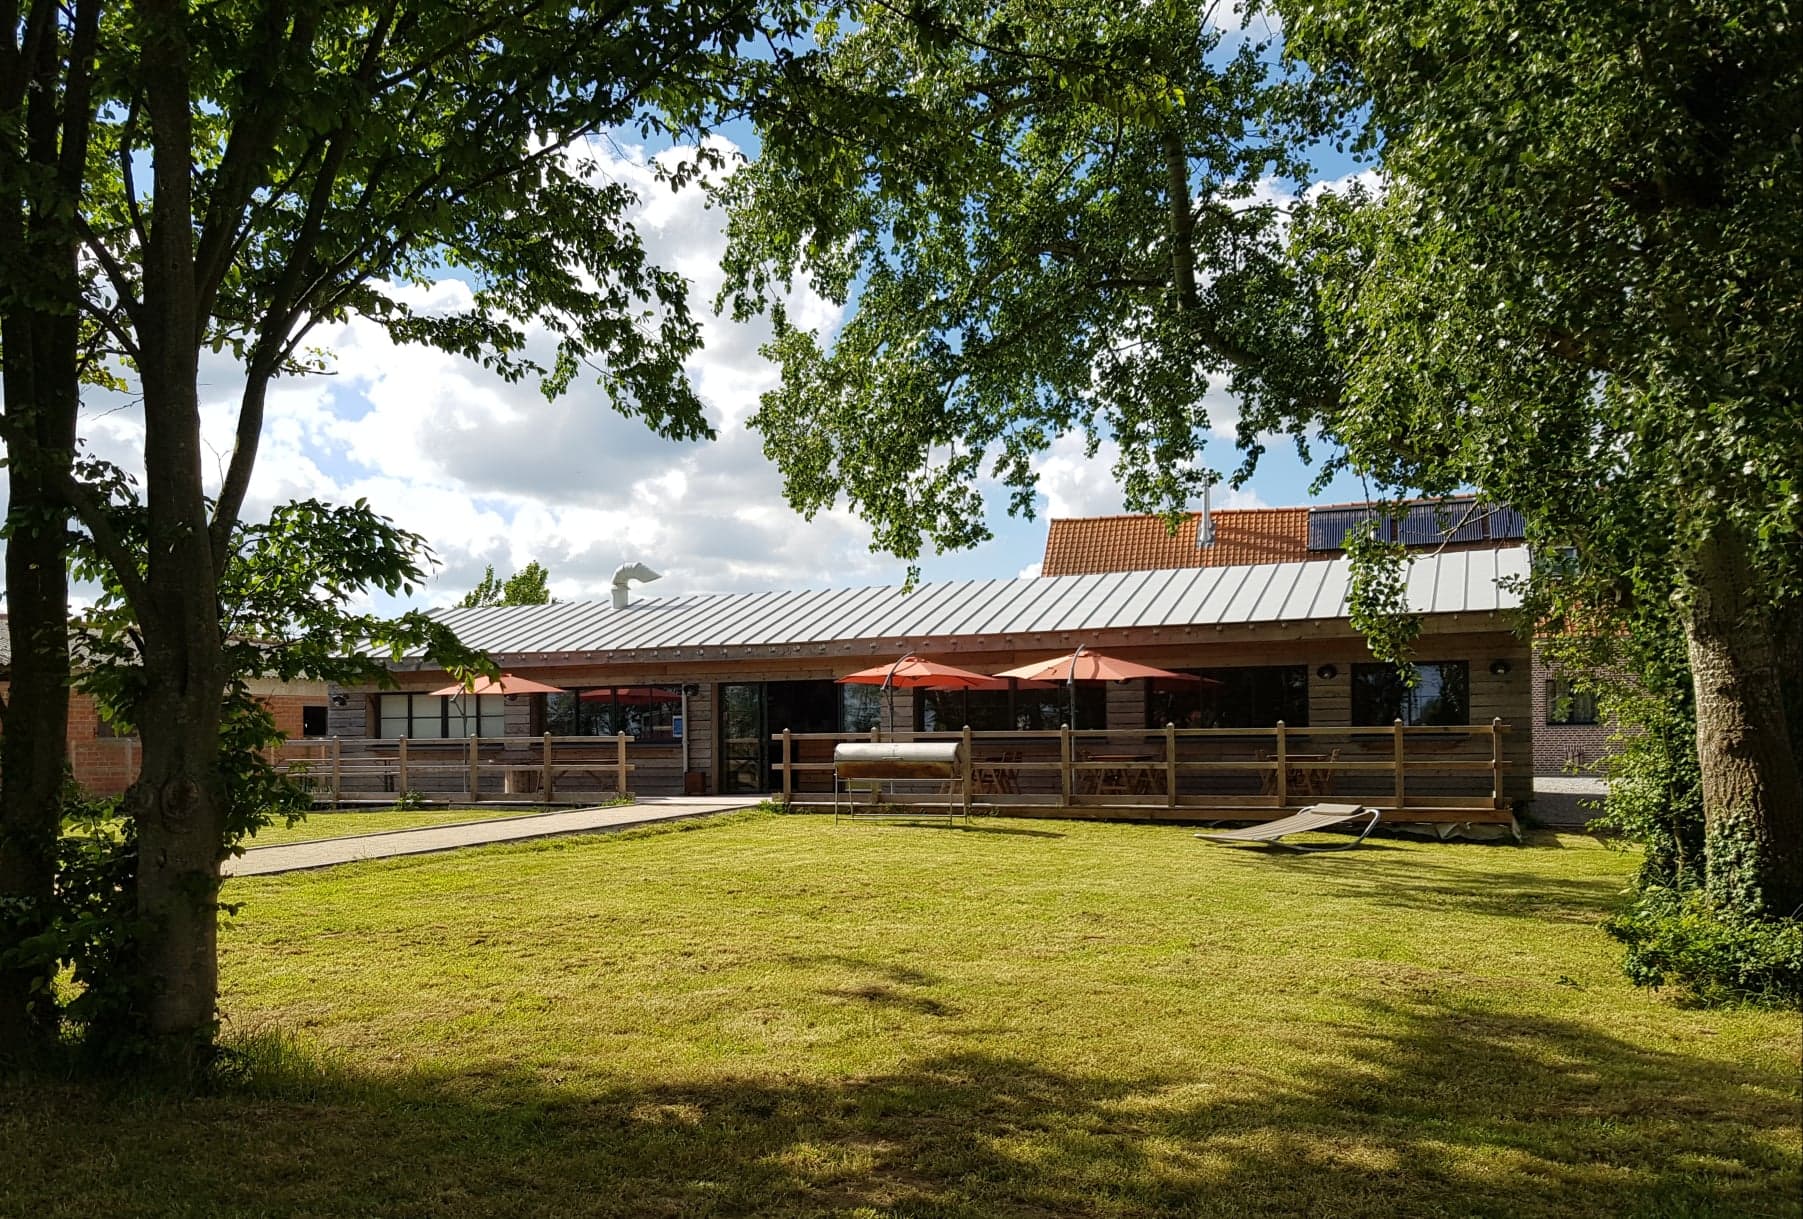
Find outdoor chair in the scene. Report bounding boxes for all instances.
[1194,803,1380,852]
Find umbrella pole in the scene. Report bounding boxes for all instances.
[1067,644,1085,730]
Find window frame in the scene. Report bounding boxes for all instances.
[374,692,506,739]
[1350,661,1471,727]
[1545,678,1600,726]
[1146,665,1309,730]
[542,686,682,742]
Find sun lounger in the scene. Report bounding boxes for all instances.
[1194,803,1380,852]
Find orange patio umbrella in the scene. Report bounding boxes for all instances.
[995,646,1208,729]
[837,654,1031,735]
[427,672,564,697]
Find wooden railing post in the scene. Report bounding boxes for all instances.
[1275,720,1288,806]
[617,731,629,796]
[781,729,793,805]
[542,732,555,803]
[330,735,342,808]
[961,724,973,817]
[397,737,409,795]
[1165,723,1177,808]
[1059,725,1073,805]
[469,732,481,803]
[1393,719,1406,810]
[1491,718,1504,806]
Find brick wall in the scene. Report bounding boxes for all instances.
[1,684,329,797]
[1530,653,1614,776]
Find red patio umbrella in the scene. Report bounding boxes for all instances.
[995,646,1208,729]
[837,654,1027,735]
[427,672,564,697]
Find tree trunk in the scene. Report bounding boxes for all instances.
[0,0,90,1055]
[126,0,230,1052]
[0,309,79,1055]
[1682,521,1803,918]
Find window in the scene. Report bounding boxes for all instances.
[374,693,506,739]
[1352,662,1470,726]
[544,687,680,741]
[1148,666,1308,729]
[838,684,884,734]
[916,683,1106,731]
[1546,679,1599,726]
[301,706,329,737]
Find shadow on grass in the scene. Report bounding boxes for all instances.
[1243,847,1633,927]
[4,1003,1793,1218]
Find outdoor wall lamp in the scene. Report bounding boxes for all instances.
[330,692,348,707]
[1489,659,1512,675]
[1315,664,1338,680]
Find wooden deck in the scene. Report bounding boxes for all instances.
[773,722,1519,827]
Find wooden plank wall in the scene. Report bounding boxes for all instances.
[332,615,1535,802]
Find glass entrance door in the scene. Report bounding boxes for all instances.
[720,683,766,794]
[719,680,846,793]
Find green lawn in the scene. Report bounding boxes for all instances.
[4,812,1798,1217]
[242,805,562,846]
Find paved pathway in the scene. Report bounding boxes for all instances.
[1532,775,1608,828]
[223,796,765,877]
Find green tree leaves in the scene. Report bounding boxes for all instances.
[458,560,553,608]
[721,0,1337,565]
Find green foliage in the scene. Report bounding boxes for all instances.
[1606,885,1803,1009]
[458,560,553,608]
[389,791,428,813]
[722,0,1339,566]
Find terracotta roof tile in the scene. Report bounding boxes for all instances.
[1041,509,1311,576]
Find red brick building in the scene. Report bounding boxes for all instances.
[1,618,329,796]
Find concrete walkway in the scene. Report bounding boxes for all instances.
[223,796,765,877]
[1532,775,1608,828]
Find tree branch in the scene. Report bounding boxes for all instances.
[55,469,155,621]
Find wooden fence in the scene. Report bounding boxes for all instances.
[274,734,635,806]
[771,720,1514,825]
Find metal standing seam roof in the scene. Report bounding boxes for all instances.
[422,549,1528,660]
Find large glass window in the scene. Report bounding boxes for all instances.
[545,686,681,741]
[1148,666,1308,729]
[1546,679,1599,726]
[374,693,505,739]
[838,684,884,734]
[916,683,1106,731]
[1352,662,1470,726]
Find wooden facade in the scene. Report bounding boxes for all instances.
[325,609,1534,823]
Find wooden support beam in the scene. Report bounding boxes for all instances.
[1393,719,1406,809]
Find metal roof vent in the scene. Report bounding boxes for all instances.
[611,562,661,609]
[1195,480,1215,549]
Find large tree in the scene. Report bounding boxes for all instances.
[0,0,104,1054]
[718,0,1337,566]
[723,0,1802,920]
[9,0,791,1058]
[1277,0,1803,917]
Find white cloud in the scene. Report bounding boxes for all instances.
[45,134,911,611]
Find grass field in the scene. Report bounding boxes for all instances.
[242,806,563,846]
[4,811,1798,1217]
